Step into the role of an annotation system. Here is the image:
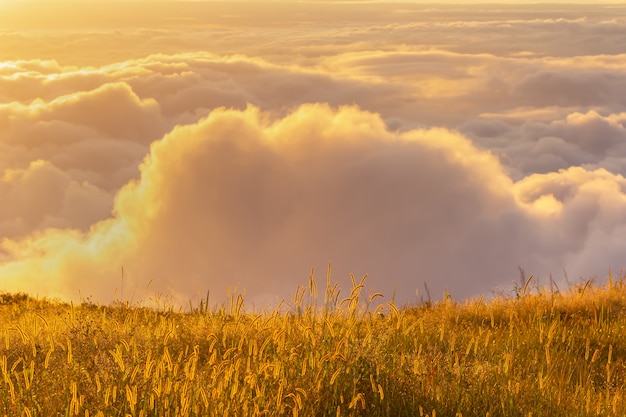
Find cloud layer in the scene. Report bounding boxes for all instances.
[2,1,626,306]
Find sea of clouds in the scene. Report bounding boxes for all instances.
[1,2,626,308]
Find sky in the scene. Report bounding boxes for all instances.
[2,1,626,309]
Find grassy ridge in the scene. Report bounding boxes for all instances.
[1,274,626,416]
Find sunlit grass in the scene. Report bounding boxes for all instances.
[1,270,626,416]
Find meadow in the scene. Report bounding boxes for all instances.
[1,271,625,417]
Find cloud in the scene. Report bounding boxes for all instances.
[2,104,626,308]
[512,167,626,279]
[0,160,112,239]
[25,82,164,141]
[0,80,170,231]
[470,110,626,179]
[117,104,516,305]
[2,2,626,306]
[513,70,626,108]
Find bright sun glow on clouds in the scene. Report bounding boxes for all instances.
[2,1,626,307]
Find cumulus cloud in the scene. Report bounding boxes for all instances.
[0,160,112,239]
[2,82,165,141]
[471,110,626,179]
[0,80,170,236]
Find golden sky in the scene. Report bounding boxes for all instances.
[2,1,626,307]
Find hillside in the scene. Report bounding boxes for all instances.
[1,275,625,416]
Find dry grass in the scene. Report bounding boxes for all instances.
[1,271,626,416]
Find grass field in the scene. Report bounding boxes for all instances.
[1,271,625,417]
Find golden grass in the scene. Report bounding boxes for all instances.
[1,271,626,416]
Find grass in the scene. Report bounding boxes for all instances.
[1,270,626,416]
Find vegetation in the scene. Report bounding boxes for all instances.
[1,270,626,417]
